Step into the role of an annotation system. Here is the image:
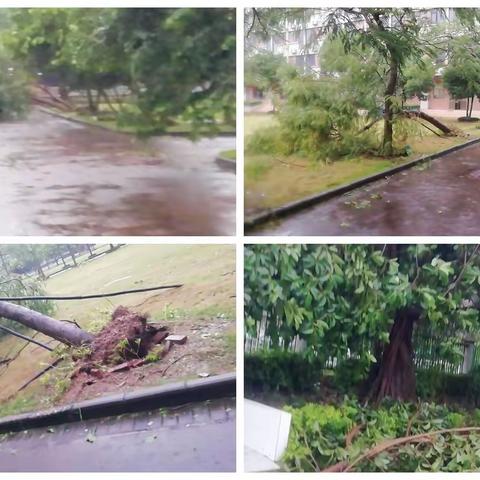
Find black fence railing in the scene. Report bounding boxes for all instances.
[245,322,480,375]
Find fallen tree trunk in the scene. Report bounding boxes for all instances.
[344,426,480,472]
[0,301,93,346]
[403,111,455,135]
[323,426,480,472]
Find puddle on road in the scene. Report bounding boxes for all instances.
[0,110,236,235]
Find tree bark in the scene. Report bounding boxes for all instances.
[86,88,98,115]
[0,301,93,346]
[367,306,420,402]
[0,252,9,275]
[403,111,455,135]
[382,58,399,156]
[67,246,77,267]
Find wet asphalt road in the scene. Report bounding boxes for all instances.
[252,141,480,236]
[0,110,235,236]
[0,399,235,472]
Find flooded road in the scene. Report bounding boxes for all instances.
[253,141,480,236]
[0,110,235,235]
[0,399,235,472]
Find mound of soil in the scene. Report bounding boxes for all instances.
[69,306,173,389]
[89,306,163,364]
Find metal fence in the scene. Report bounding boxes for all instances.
[245,321,480,375]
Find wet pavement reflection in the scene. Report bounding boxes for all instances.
[253,141,480,236]
[0,398,236,472]
[0,110,236,235]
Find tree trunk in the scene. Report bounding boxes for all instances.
[67,246,78,267]
[470,96,475,118]
[37,266,45,280]
[0,252,9,275]
[403,111,454,135]
[99,89,118,113]
[0,301,93,346]
[367,307,420,402]
[86,88,98,115]
[382,58,399,156]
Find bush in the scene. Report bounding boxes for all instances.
[245,351,371,395]
[283,398,480,472]
[329,357,371,394]
[416,368,480,407]
[0,56,29,121]
[244,350,323,393]
[246,76,379,162]
[245,126,288,156]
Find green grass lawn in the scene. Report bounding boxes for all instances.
[50,109,235,135]
[0,244,235,415]
[244,113,480,214]
[219,149,236,161]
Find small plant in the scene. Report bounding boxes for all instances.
[145,345,164,364]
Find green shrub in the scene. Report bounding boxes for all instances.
[468,365,480,405]
[245,126,288,156]
[416,368,480,406]
[0,53,29,121]
[330,357,371,393]
[244,350,323,393]
[245,76,379,162]
[277,76,378,162]
[282,398,480,472]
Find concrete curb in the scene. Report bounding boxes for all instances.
[244,137,480,231]
[215,155,236,172]
[38,107,235,138]
[0,372,235,434]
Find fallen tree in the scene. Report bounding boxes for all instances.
[325,427,480,472]
[403,110,455,136]
[0,301,93,346]
[362,110,455,137]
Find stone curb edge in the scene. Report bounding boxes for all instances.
[244,137,480,231]
[0,372,236,434]
[215,155,236,172]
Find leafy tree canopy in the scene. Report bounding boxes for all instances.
[3,8,236,133]
[443,35,480,117]
[245,244,480,377]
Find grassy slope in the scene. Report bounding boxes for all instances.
[0,244,235,414]
[244,113,480,214]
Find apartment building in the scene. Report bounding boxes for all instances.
[247,8,475,113]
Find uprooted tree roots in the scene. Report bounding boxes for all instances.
[69,306,183,385]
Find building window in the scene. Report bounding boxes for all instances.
[305,54,317,67]
[287,30,301,43]
[305,28,320,47]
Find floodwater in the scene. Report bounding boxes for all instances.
[0,110,235,235]
[0,399,236,472]
[252,142,480,236]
